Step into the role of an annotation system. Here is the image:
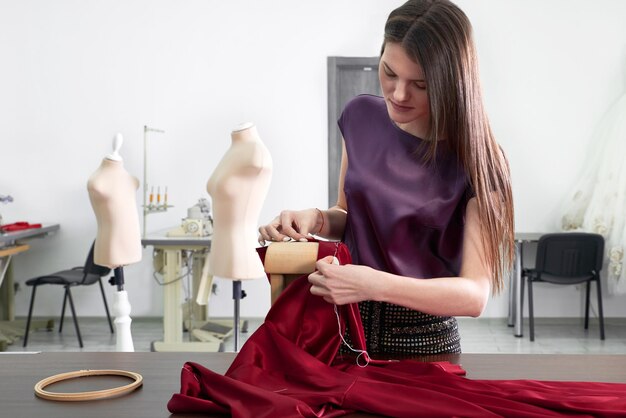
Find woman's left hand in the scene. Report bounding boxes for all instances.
[308,256,379,305]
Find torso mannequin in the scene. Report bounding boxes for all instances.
[87,151,142,268]
[87,134,141,352]
[207,123,272,279]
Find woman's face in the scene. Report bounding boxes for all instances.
[379,42,430,138]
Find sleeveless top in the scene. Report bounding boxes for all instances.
[338,95,472,355]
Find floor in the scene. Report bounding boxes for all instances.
[5,316,626,354]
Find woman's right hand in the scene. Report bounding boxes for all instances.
[258,208,322,245]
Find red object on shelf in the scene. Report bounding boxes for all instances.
[0,222,43,233]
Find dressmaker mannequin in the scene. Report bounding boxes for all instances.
[87,133,142,352]
[207,122,272,350]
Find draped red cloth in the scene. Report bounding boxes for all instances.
[168,242,626,417]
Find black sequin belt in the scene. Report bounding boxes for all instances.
[343,300,461,356]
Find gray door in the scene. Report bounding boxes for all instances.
[327,57,381,207]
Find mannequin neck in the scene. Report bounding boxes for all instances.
[231,124,260,144]
[102,158,123,166]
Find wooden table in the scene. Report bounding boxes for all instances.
[1,352,624,418]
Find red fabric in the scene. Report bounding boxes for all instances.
[168,241,626,417]
[0,222,42,233]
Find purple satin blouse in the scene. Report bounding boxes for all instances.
[339,95,471,279]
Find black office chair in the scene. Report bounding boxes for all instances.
[23,242,114,348]
[521,233,605,341]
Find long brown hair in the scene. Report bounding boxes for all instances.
[383,0,514,293]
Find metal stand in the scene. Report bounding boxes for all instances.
[514,242,524,337]
[232,280,246,352]
[506,234,543,338]
[507,262,514,327]
[111,267,134,352]
[142,126,172,238]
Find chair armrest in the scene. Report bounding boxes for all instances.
[522,268,540,280]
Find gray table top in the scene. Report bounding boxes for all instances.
[0,223,60,246]
[141,228,211,248]
[1,352,624,418]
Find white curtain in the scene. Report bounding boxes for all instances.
[560,92,626,294]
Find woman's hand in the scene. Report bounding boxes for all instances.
[258,208,322,244]
[307,256,380,305]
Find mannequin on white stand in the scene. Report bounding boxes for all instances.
[87,133,142,352]
[206,122,272,351]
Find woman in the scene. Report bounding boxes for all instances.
[258,0,514,355]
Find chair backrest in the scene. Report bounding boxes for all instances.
[535,233,604,278]
[81,241,112,284]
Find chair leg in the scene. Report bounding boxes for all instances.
[59,288,68,333]
[65,286,84,348]
[23,286,38,347]
[584,281,591,330]
[528,279,535,342]
[596,278,605,340]
[99,278,114,334]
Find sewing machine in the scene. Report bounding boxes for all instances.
[167,198,213,238]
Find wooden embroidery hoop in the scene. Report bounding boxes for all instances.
[34,369,143,401]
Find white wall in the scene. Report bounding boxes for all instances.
[1,0,625,320]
